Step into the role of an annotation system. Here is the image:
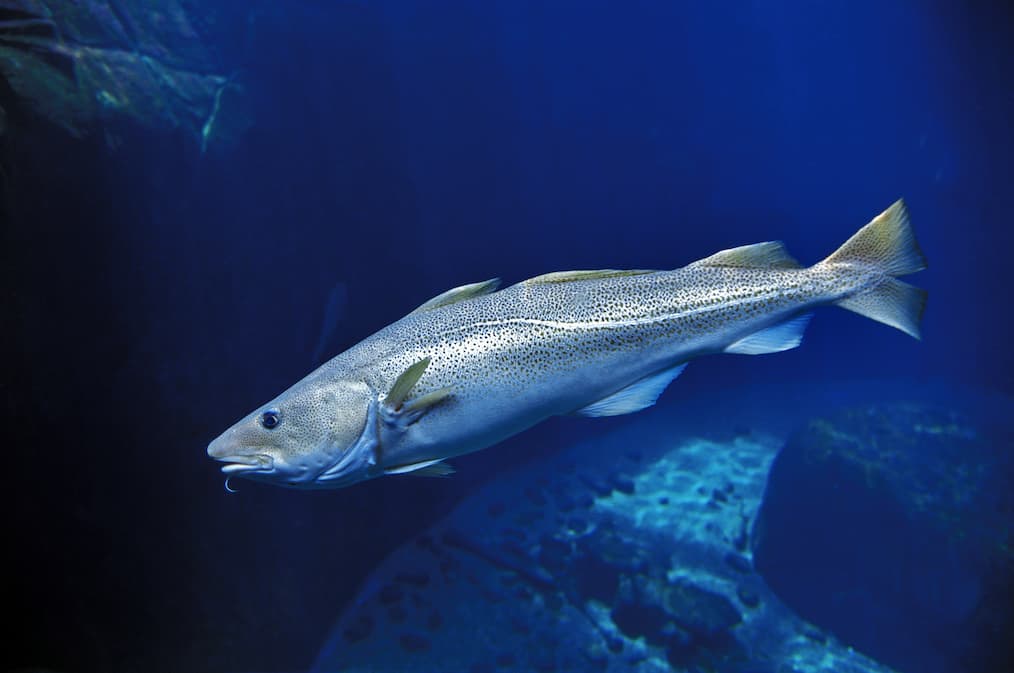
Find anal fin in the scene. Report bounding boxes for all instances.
[385,459,455,477]
[574,362,687,417]
[724,313,812,355]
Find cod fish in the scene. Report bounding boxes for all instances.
[208,200,926,490]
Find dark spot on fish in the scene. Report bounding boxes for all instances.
[658,496,670,505]
[712,488,729,504]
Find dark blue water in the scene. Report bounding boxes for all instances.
[3,2,1011,672]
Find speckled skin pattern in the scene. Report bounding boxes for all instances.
[307,258,866,468]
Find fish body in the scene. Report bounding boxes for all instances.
[208,200,926,490]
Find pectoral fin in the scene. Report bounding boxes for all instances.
[574,362,687,417]
[381,358,453,428]
[385,358,432,410]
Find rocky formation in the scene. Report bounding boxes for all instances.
[0,0,248,149]
[753,402,1014,673]
[311,409,898,673]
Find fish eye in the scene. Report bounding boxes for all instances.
[260,410,281,429]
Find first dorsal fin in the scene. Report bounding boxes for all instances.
[695,241,801,269]
[410,278,501,314]
[524,269,657,285]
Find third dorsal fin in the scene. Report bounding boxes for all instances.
[524,269,657,285]
[695,241,801,269]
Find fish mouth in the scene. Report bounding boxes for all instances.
[214,454,275,475]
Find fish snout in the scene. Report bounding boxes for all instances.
[207,429,237,459]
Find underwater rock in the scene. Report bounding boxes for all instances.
[0,0,249,149]
[661,579,742,638]
[524,485,547,506]
[565,516,588,534]
[736,586,760,609]
[378,584,404,605]
[580,472,614,498]
[493,652,515,668]
[753,402,1014,673]
[342,614,374,643]
[398,632,430,653]
[723,552,752,574]
[314,394,900,673]
[611,596,671,645]
[536,534,570,575]
[394,571,430,588]
[386,604,406,623]
[554,492,576,512]
[612,474,636,495]
[572,553,622,605]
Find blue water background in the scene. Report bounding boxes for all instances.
[4,2,1012,672]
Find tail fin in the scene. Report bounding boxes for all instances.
[823,199,928,339]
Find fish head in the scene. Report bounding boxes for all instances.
[207,376,375,489]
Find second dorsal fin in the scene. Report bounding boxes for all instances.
[410,278,501,314]
[695,241,801,269]
[524,269,657,285]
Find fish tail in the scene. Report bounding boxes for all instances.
[821,199,928,339]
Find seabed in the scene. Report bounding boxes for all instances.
[309,380,1011,673]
